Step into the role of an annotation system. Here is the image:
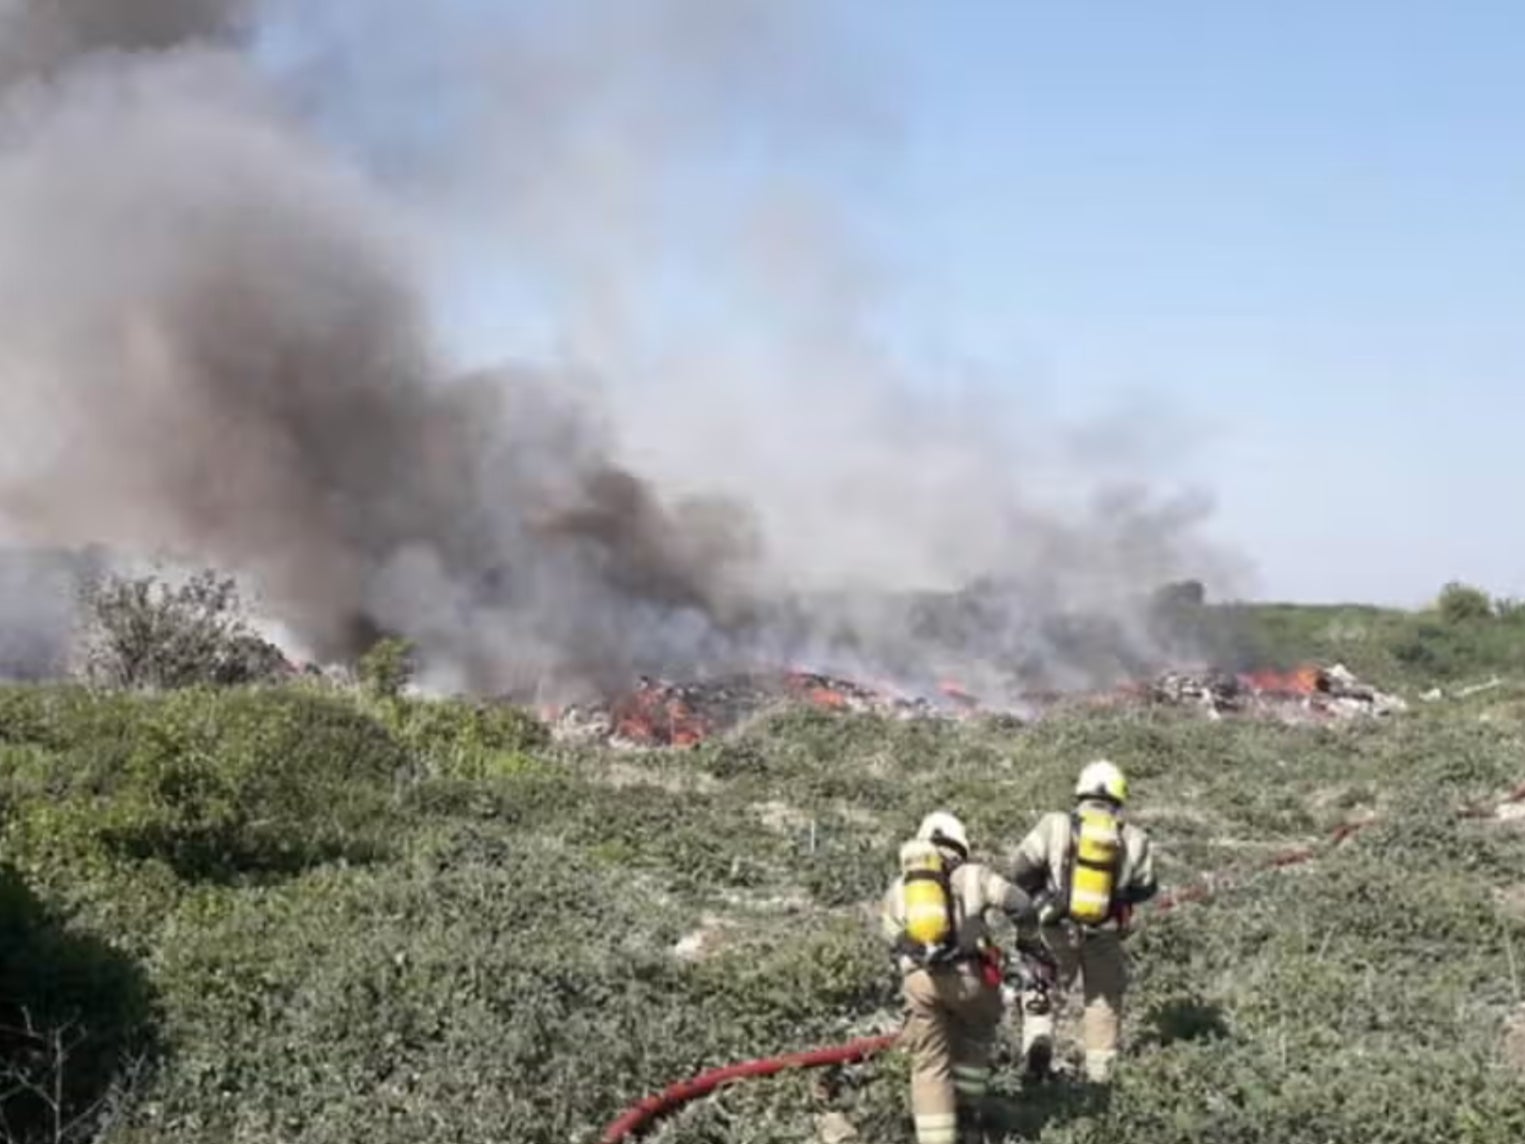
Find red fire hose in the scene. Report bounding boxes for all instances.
[1151,816,1377,916]
[1151,780,1525,916]
[599,782,1525,1141]
[598,1033,899,1143]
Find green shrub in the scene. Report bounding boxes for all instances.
[2,688,404,883]
[356,637,415,703]
[75,570,287,689]
[1437,581,1496,624]
[6,677,1525,1142]
[389,697,549,779]
[0,865,156,1144]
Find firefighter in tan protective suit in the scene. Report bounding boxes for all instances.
[881,811,1041,1144]
[1010,760,1156,1086]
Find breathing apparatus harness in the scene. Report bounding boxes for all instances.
[1014,795,1130,1018]
[896,829,967,969]
[895,827,1057,998]
[1040,794,1130,937]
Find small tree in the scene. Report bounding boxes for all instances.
[1494,596,1525,623]
[357,636,415,703]
[1435,581,1493,624]
[76,569,287,690]
[1153,579,1207,609]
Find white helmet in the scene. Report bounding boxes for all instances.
[915,810,970,860]
[1075,759,1128,805]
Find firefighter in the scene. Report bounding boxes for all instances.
[1010,759,1157,1085]
[881,810,1041,1144]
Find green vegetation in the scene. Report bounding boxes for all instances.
[5,688,1525,1141]
[3,582,1525,1142]
[74,570,287,689]
[1184,579,1525,685]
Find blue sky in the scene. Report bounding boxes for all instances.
[305,1,1523,608]
[858,1,1524,606]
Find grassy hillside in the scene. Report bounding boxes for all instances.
[1190,586,1525,688]
[4,674,1525,1143]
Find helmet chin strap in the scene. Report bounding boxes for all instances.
[931,833,969,863]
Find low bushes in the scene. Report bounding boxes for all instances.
[1,686,405,884]
[4,680,1525,1141]
[0,866,157,1144]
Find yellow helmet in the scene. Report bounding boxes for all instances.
[915,810,970,860]
[1075,759,1127,805]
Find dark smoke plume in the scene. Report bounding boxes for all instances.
[0,0,252,86]
[0,1,1239,701]
[0,33,753,694]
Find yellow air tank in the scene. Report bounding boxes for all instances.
[900,838,954,949]
[1066,806,1121,926]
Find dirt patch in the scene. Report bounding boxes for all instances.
[815,1111,859,1143]
[671,912,741,962]
[1502,1005,1525,1075]
[1306,784,1379,816]
[1494,884,1525,924]
[753,799,884,835]
[715,885,817,915]
[1494,802,1525,825]
[595,760,720,795]
[1132,802,1217,825]
[835,803,883,829]
[861,750,896,781]
[753,799,812,833]
[1206,836,1319,852]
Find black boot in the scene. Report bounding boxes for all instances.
[957,1104,987,1144]
[1023,1035,1054,1083]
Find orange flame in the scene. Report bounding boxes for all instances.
[610,680,710,746]
[938,680,979,709]
[806,687,848,710]
[784,671,851,710]
[1239,664,1323,696]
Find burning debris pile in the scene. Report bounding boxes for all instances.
[547,659,1411,749]
[546,670,985,748]
[1150,662,1408,721]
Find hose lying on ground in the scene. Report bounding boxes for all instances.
[598,781,1525,1141]
[1152,778,1525,915]
[598,1034,898,1144]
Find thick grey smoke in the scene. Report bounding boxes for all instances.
[0,0,1239,700]
[0,0,251,85]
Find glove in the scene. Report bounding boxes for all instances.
[892,933,954,967]
[1008,893,1038,928]
[892,933,928,963]
[925,941,959,965]
[1035,895,1065,928]
[1015,935,1055,967]
[1113,901,1135,936]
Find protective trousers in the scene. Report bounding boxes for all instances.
[900,964,1003,1144]
[1019,925,1126,1082]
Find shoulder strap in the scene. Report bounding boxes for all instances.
[1058,810,1079,913]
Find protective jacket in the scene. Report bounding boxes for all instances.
[881,854,1036,1144]
[1010,800,1157,929]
